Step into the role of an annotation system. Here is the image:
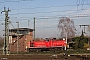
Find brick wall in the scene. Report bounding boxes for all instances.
[9,32,33,53]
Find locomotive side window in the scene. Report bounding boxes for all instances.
[53,38,56,40]
[30,43,34,47]
[46,38,49,42]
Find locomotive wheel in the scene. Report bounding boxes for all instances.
[36,49,41,52]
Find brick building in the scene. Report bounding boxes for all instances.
[9,28,33,53]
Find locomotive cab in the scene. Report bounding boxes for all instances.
[45,38,50,42]
[30,41,34,47]
[45,38,56,41]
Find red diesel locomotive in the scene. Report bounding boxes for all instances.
[27,38,66,52]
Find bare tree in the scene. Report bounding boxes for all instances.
[58,17,76,38]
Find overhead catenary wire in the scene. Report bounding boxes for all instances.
[1,0,89,15]
[0,0,90,38]
[6,15,90,23]
[9,7,90,18]
[0,0,34,3]
[0,0,89,21]
[9,4,90,11]
[10,23,15,29]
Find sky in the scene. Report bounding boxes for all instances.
[0,0,90,38]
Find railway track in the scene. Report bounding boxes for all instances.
[0,54,90,60]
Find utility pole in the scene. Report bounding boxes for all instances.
[16,22,19,54]
[34,17,35,40]
[28,20,30,34]
[1,7,11,55]
[65,27,68,50]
